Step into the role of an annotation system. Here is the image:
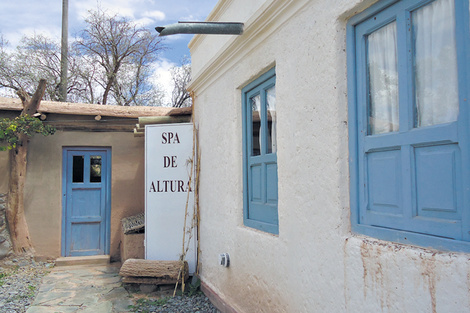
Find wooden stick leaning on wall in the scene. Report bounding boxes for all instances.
[195,126,201,276]
[173,114,199,296]
[174,152,193,296]
[190,93,201,276]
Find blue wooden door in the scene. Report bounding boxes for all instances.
[62,148,111,256]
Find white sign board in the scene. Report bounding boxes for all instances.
[145,123,196,274]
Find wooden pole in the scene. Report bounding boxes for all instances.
[59,0,69,102]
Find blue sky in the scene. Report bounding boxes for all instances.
[0,0,219,103]
[0,0,219,62]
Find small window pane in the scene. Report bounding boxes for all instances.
[266,86,276,154]
[413,0,458,127]
[72,156,84,183]
[251,94,261,156]
[90,156,102,183]
[368,22,399,135]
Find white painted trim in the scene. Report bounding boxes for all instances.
[188,0,310,95]
[188,0,235,50]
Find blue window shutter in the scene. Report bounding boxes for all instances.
[348,0,470,251]
[242,68,278,234]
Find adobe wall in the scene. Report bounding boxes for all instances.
[25,131,145,260]
[190,0,470,312]
[0,152,9,194]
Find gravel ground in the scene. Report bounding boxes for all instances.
[0,254,53,313]
[125,279,220,313]
[0,255,220,313]
[128,293,220,313]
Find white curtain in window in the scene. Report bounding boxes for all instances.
[251,94,261,156]
[413,0,459,127]
[267,86,276,154]
[368,22,399,135]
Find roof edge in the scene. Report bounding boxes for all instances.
[0,97,190,118]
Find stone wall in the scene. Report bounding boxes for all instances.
[0,193,12,259]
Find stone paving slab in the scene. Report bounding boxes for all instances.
[26,264,133,313]
[27,306,81,313]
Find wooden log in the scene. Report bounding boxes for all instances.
[133,129,145,137]
[21,79,46,116]
[122,276,184,285]
[50,122,135,132]
[167,106,192,116]
[119,259,188,280]
[138,115,191,126]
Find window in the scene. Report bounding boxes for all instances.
[242,67,278,234]
[72,155,84,183]
[90,156,102,183]
[347,0,470,251]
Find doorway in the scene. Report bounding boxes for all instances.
[62,147,111,256]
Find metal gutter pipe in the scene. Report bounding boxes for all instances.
[155,22,244,36]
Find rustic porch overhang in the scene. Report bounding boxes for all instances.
[0,97,192,133]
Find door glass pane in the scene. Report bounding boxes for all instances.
[266,86,276,154]
[368,21,399,135]
[90,156,102,183]
[413,0,458,127]
[251,94,261,156]
[72,156,84,183]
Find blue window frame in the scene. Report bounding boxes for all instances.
[347,0,470,251]
[242,67,278,234]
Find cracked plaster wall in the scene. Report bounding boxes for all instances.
[190,0,470,312]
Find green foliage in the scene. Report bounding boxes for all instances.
[0,115,55,151]
[174,277,201,297]
[128,297,169,312]
[187,276,201,296]
[0,272,8,287]
[26,284,36,298]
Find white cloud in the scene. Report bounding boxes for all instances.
[72,2,167,30]
[151,58,176,106]
[143,10,166,21]
[133,10,166,27]
[0,0,219,93]
[4,26,61,50]
[178,14,196,21]
[133,17,155,27]
[162,33,183,42]
[73,0,142,20]
[19,27,61,41]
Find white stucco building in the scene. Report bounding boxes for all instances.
[189,0,470,312]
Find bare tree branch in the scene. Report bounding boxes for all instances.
[0,8,166,106]
[74,8,164,105]
[171,57,192,108]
